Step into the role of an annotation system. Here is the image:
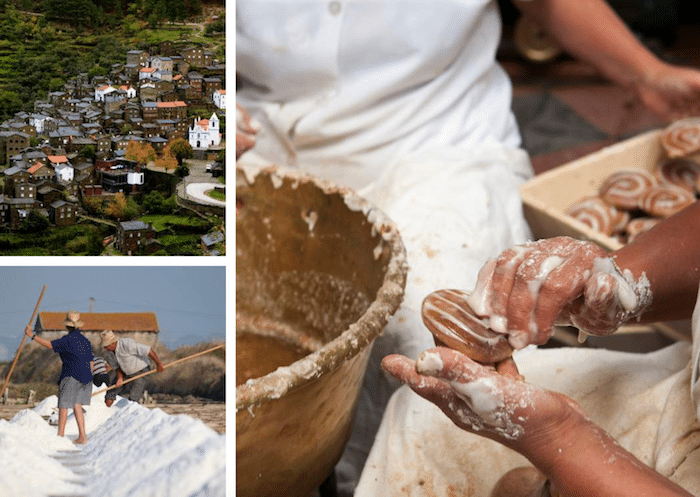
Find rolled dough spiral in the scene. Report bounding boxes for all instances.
[599,168,656,210]
[565,196,627,236]
[661,118,700,158]
[653,158,700,193]
[625,217,660,242]
[421,289,513,363]
[640,184,696,218]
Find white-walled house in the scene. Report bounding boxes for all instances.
[95,85,117,102]
[29,113,53,134]
[128,170,145,186]
[188,113,221,149]
[119,85,137,99]
[54,163,74,182]
[212,89,225,110]
[139,67,155,80]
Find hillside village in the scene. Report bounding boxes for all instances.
[0,40,225,255]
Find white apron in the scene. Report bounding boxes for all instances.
[236,0,524,191]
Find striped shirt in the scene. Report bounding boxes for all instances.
[92,356,108,375]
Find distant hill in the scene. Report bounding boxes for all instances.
[0,0,225,120]
[1,340,225,400]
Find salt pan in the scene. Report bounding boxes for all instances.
[0,385,225,497]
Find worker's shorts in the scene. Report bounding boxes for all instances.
[105,366,150,403]
[58,376,92,408]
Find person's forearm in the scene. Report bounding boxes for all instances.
[611,201,700,323]
[148,349,164,368]
[33,336,53,350]
[513,0,664,88]
[524,418,693,497]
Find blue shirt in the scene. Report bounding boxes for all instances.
[52,330,94,384]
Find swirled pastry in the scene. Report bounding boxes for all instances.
[653,158,700,193]
[625,217,661,242]
[599,168,656,210]
[640,184,696,218]
[565,196,627,236]
[661,118,700,158]
[421,289,513,363]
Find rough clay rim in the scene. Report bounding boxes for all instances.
[235,165,408,411]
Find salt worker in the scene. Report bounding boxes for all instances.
[100,330,165,407]
[25,310,93,444]
[373,200,700,496]
[237,1,700,493]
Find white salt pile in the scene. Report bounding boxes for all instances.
[0,385,226,497]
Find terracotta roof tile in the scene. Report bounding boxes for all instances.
[37,311,159,333]
[156,101,187,108]
[48,155,68,163]
[28,162,45,174]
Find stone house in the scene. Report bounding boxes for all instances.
[3,165,30,195]
[33,311,160,349]
[5,197,36,229]
[186,72,203,100]
[27,162,54,183]
[115,220,156,255]
[201,231,224,256]
[96,135,112,155]
[202,78,222,99]
[49,200,76,226]
[126,49,149,67]
[141,101,158,122]
[14,182,36,200]
[182,46,209,67]
[2,132,30,163]
[157,101,187,121]
[37,185,62,207]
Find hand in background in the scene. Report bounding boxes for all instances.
[236,103,259,160]
[635,63,700,122]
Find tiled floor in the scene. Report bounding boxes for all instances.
[501,22,700,176]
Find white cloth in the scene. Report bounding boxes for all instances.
[236,0,522,192]
[355,288,700,496]
[114,338,151,376]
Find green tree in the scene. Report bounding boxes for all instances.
[142,190,165,213]
[19,209,49,233]
[168,138,193,165]
[175,163,190,178]
[86,228,103,255]
[79,145,96,161]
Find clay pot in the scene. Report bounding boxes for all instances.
[236,165,407,497]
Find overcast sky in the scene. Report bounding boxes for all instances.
[0,264,226,362]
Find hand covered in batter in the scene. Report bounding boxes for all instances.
[236,103,259,160]
[381,347,583,455]
[468,236,651,348]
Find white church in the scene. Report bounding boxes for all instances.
[188,113,221,149]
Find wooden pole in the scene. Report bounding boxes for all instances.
[92,343,225,397]
[0,284,47,400]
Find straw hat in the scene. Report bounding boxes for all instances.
[62,310,85,328]
[101,330,119,347]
